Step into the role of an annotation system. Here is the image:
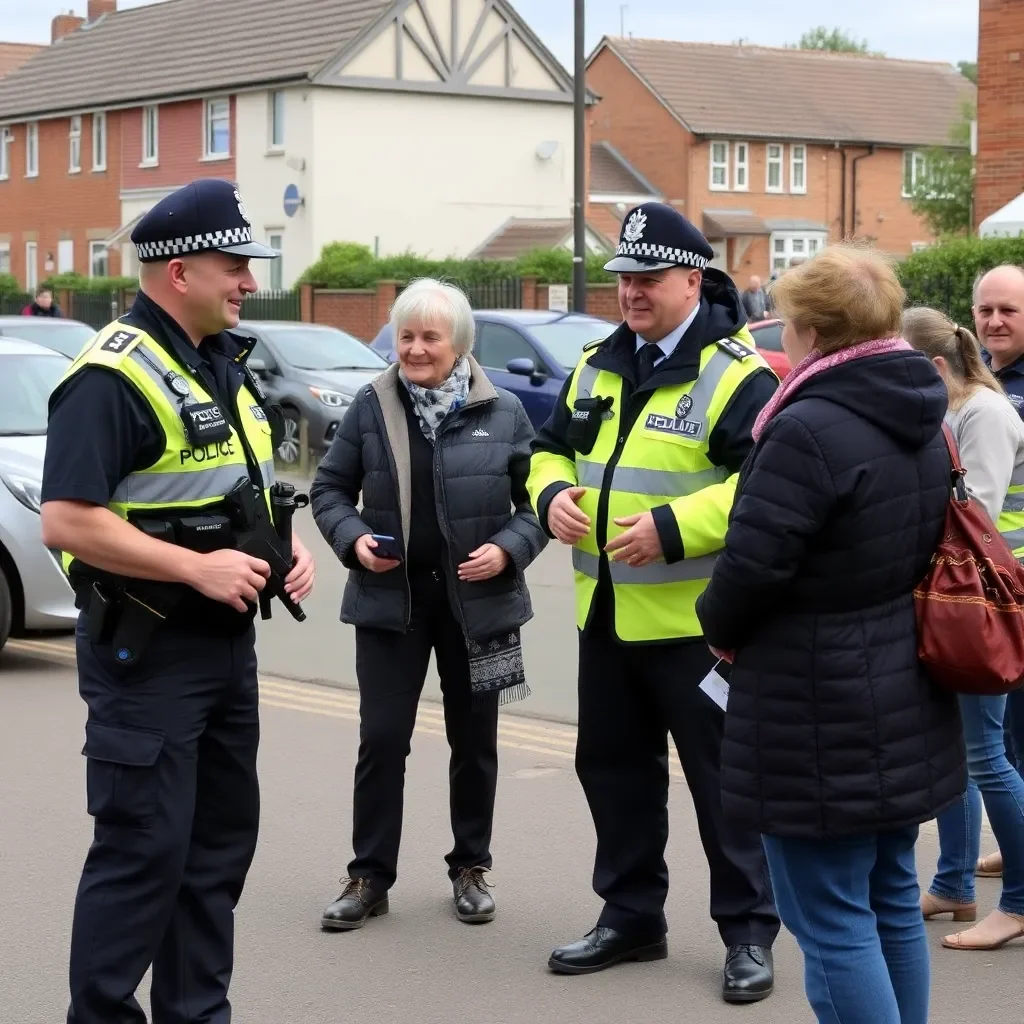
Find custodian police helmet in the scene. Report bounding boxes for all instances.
[604,201,714,274]
[131,178,279,263]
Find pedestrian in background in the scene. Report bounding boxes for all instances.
[23,285,63,317]
[740,275,767,322]
[696,246,966,1024]
[311,278,546,931]
[528,203,780,1004]
[905,306,1024,952]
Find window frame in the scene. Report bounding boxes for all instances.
[766,143,783,193]
[769,230,827,272]
[709,140,730,191]
[267,231,284,290]
[733,141,749,192]
[203,97,231,160]
[142,105,159,166]
[92,111,107,172]
[789,143,807,194]
[269,90,285,150]
[25,240,37,291]
[26,121,39,177]
[0,242,10,274]
[0,126,12,180]
[69,115,82,173]
[89,240,109,279]
[902,149,928,198]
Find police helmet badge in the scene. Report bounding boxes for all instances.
[675,394,693,420]
[623,209,647,243]
[233,188,251,226]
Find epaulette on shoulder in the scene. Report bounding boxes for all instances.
[88,325,144,362]
[582,337,605,352]
[716,336,756,361]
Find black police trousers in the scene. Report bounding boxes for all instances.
[576,603,780,948]
[349,571,499,888]
[68,617,260,1024]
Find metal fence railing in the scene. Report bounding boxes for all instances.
[243,289,301,321]
[459,278,523,309]
[70,290,123,330]
[0,293,32,316]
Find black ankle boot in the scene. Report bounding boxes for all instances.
[453,866,496,923]
[321,877,389,931]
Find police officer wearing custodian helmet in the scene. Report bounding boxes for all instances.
[527,203,780,1003]
[40,178,316,1023]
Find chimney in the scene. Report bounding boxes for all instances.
[52,12,86,43]
[87,0,117,22]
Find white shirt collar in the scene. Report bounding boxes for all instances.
[635,302,701,364]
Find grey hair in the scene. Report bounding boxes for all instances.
[388,278,475,356]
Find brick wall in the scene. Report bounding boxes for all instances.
[0,112,122,284]
[305,281,398,341]
[976,0,1024,226]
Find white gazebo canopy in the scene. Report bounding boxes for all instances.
[980,191,1024,238]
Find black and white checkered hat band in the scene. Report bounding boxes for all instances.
[616,240,709,269]
[135,227,253,259]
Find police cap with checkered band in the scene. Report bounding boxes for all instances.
[604,201,714,274]
[131,178,279,263]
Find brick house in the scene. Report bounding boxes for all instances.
[586,37,975,282]
[976,0,1024,229]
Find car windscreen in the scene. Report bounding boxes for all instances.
[751,323,783,352]
[0,320,95,359]
[261,326,388,371]
[527,320,611,370]
[0,353,69,435]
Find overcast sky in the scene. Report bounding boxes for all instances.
[0,0,979,68]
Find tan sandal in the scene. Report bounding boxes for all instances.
[921,891,977,922]
[943,910,1024,950]
[976,851,1003,878]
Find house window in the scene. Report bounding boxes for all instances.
[58,239,74,274]
[25,241,37,291]
[267,232,283,289]
[26,122,38,177]
[0,127,11,180]
[766,144,783,192]
[142,105,159,165]
[902,150,928,197]
[92,112,107,171]
[204,98,231,158]
[269,90,285,149]
[89,241,109,278]
[790,144,807,194]
[0,243,10,274]
[911,241,931,253]
[734,142,749,191]
[709,141,729,190]
[770,230,827,272]
[69,115,82,173]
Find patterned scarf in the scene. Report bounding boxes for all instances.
[752,337,912,442]
[399,356,471,442]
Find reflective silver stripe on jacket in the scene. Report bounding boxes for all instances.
[1002,492,1024,514]
[576,459,727,497]
[111,463,253,505]
[672,349,737,444]
[572,547,718,584]
[1011,464,1024,487]
[575,362,601,400]
[1000,527,1024,551]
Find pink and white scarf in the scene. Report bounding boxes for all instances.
[751,336,912,442]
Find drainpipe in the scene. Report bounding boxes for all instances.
[850,145,876,239]
[837,143,847,239]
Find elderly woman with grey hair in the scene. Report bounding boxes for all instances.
[310,277,546,930]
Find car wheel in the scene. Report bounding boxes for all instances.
[277,409,301,465]
[0,565,12,653]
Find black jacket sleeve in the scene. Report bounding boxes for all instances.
[695,412,836,651]
[310,392,374,571]
[488,399,549,571]
[529,373,578,537]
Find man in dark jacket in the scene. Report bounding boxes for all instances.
[24,286,63,317]
[527,204,780,1004]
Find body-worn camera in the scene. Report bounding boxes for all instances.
[566,395,614,455]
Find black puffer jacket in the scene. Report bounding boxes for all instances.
[695,349,966,839]
[310,358,547,640]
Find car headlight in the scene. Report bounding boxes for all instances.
[1,472,42,514]
[308,387,352,408]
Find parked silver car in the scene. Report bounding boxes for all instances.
[0,337,78,652]
[0,315,96,359]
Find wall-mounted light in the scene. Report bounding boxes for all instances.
[535,140,559,161]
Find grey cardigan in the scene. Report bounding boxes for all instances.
[310,358,547,639]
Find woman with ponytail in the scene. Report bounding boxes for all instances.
[905,306,1024,952]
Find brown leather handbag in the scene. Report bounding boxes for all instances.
[914,425,1024,695]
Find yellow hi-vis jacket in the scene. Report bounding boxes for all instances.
[54,319,276,576]
[997,465,1024,559]
[527,325,774,643]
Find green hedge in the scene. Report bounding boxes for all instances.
[0,272,22,296]
[898,236,1024,327]
[299,242,614,288]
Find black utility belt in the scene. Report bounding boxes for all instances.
[129,511,237,554]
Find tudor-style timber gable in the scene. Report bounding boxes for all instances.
[318,0,574,102]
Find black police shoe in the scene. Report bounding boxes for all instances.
[321,877,389,931]
[722,944,774,1003]
[453,866,496,923]
[548,927,668,974]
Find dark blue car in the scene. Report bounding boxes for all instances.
[370,309,615,429]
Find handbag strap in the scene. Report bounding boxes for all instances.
[940,423,969,501]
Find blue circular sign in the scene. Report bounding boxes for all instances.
[283,184,302,218]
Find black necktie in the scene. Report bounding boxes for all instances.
[635,343,660,386]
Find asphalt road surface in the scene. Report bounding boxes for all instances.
[1,639,1017,1024]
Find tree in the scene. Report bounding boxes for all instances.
[957,60,978,84]
[790,27,882,55]
[908,100,975,238]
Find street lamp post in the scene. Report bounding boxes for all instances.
[572,0,587,312]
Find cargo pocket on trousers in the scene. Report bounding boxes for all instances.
[82,721,165,828]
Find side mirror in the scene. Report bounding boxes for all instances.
[248,356,270,378]
[507,356,548,385]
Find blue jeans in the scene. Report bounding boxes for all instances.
[762,827,928,1024]
[930,693,1024,914]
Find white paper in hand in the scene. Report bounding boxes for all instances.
[698,660,730,711]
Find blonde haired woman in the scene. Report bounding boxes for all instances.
[904,306,1024,952]
[696,246,966,1024]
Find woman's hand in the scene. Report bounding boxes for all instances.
[284,534,316,601]
[458,543,510,582]
[354,534,402,573]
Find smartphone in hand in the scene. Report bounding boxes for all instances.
[370,534,404,561]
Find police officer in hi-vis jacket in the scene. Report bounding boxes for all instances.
[527,203,780,1004]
